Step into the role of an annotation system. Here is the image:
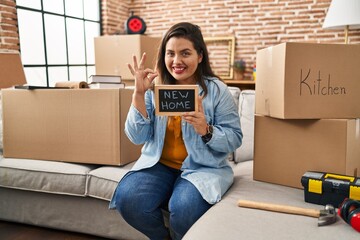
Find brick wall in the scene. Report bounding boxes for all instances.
[1,0,360,77]
[0,0,19,52]
[103,0,360,78]
[101,0,131,35]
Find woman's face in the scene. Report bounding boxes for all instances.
[164,37,203,85]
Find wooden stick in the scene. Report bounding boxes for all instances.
[237,200,320,218]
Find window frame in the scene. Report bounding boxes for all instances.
[16,0,102,87]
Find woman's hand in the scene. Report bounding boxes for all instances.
[128,52,158,118]
[127,52,158,95]
[182,96,208,136]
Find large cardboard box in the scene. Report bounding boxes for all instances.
[0,53,27,88]
[253,115,360,188]
[255,43,360,119]
[94,35,161,80]
[2,88,141,165]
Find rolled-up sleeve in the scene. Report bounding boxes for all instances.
[124,91,154,145]
[206,83,243,153]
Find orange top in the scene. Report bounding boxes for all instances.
[159,116,188,169]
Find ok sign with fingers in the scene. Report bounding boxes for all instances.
[127,52,158,117]
[127,52,158,95]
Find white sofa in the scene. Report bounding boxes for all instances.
[0,88,358,240]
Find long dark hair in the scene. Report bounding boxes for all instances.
[156,22,220,97]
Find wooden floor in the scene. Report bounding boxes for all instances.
[0,220,112,240]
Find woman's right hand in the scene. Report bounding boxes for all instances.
[127,52,158,95]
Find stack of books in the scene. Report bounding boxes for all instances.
[89,75,125,89]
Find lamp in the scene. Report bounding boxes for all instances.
[322,0,360,44]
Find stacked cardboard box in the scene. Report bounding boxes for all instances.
[94,35,161,81]
[253,42,360,188]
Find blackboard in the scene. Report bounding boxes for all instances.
[155,85,198,116]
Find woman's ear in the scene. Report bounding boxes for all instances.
[198,52,203,64]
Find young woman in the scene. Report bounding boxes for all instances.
[110,22,243,240]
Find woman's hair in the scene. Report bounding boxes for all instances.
[155,22,220,97]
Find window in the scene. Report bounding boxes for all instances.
[16,0,101,86]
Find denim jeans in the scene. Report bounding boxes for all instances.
[112,162,212,240]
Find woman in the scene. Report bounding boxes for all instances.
[110,22,242,240]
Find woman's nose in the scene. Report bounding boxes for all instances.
[173,54,182,63]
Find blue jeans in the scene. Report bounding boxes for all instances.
[112,162,212,240]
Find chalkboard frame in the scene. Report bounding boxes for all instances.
[154,85,199,116]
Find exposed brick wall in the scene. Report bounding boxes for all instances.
[102,0,360,79]
[0,0,19,52]
[101,0,130,35]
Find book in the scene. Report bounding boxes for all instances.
[15,85,69,90]
[89,82,126,89]
[89,75,122,83]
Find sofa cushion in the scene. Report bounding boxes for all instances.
[183,160,360,240]
[0,156,96,196]
[226,86,241,162]
[227,86,241,109]
[86,162,135,201]
[235,90,255,162]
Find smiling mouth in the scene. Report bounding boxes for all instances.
[173,66,185,74]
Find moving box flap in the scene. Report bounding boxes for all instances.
[0,53,27,89]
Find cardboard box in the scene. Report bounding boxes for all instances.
[253,115,360,188]
[0,53,27,88]
[2,88,141,166]
[94,35,161,80]
[255,42,360,119]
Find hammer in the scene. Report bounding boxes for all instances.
[237,200,337,226]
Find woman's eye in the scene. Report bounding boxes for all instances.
[182,52,190,56]
[166,52,174,57]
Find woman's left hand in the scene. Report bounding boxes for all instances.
[182,96,208,136]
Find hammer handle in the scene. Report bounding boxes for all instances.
[238,200,320,218]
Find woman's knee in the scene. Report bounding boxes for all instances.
[168,179,212,237]
[114,172,168,220]
[113,181,138,216]
[169,195,211,224]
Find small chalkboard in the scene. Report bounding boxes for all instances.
[155,85,199,116]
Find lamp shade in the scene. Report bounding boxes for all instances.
[323,0,360,30]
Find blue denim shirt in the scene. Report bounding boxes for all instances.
[110,77,242,206]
